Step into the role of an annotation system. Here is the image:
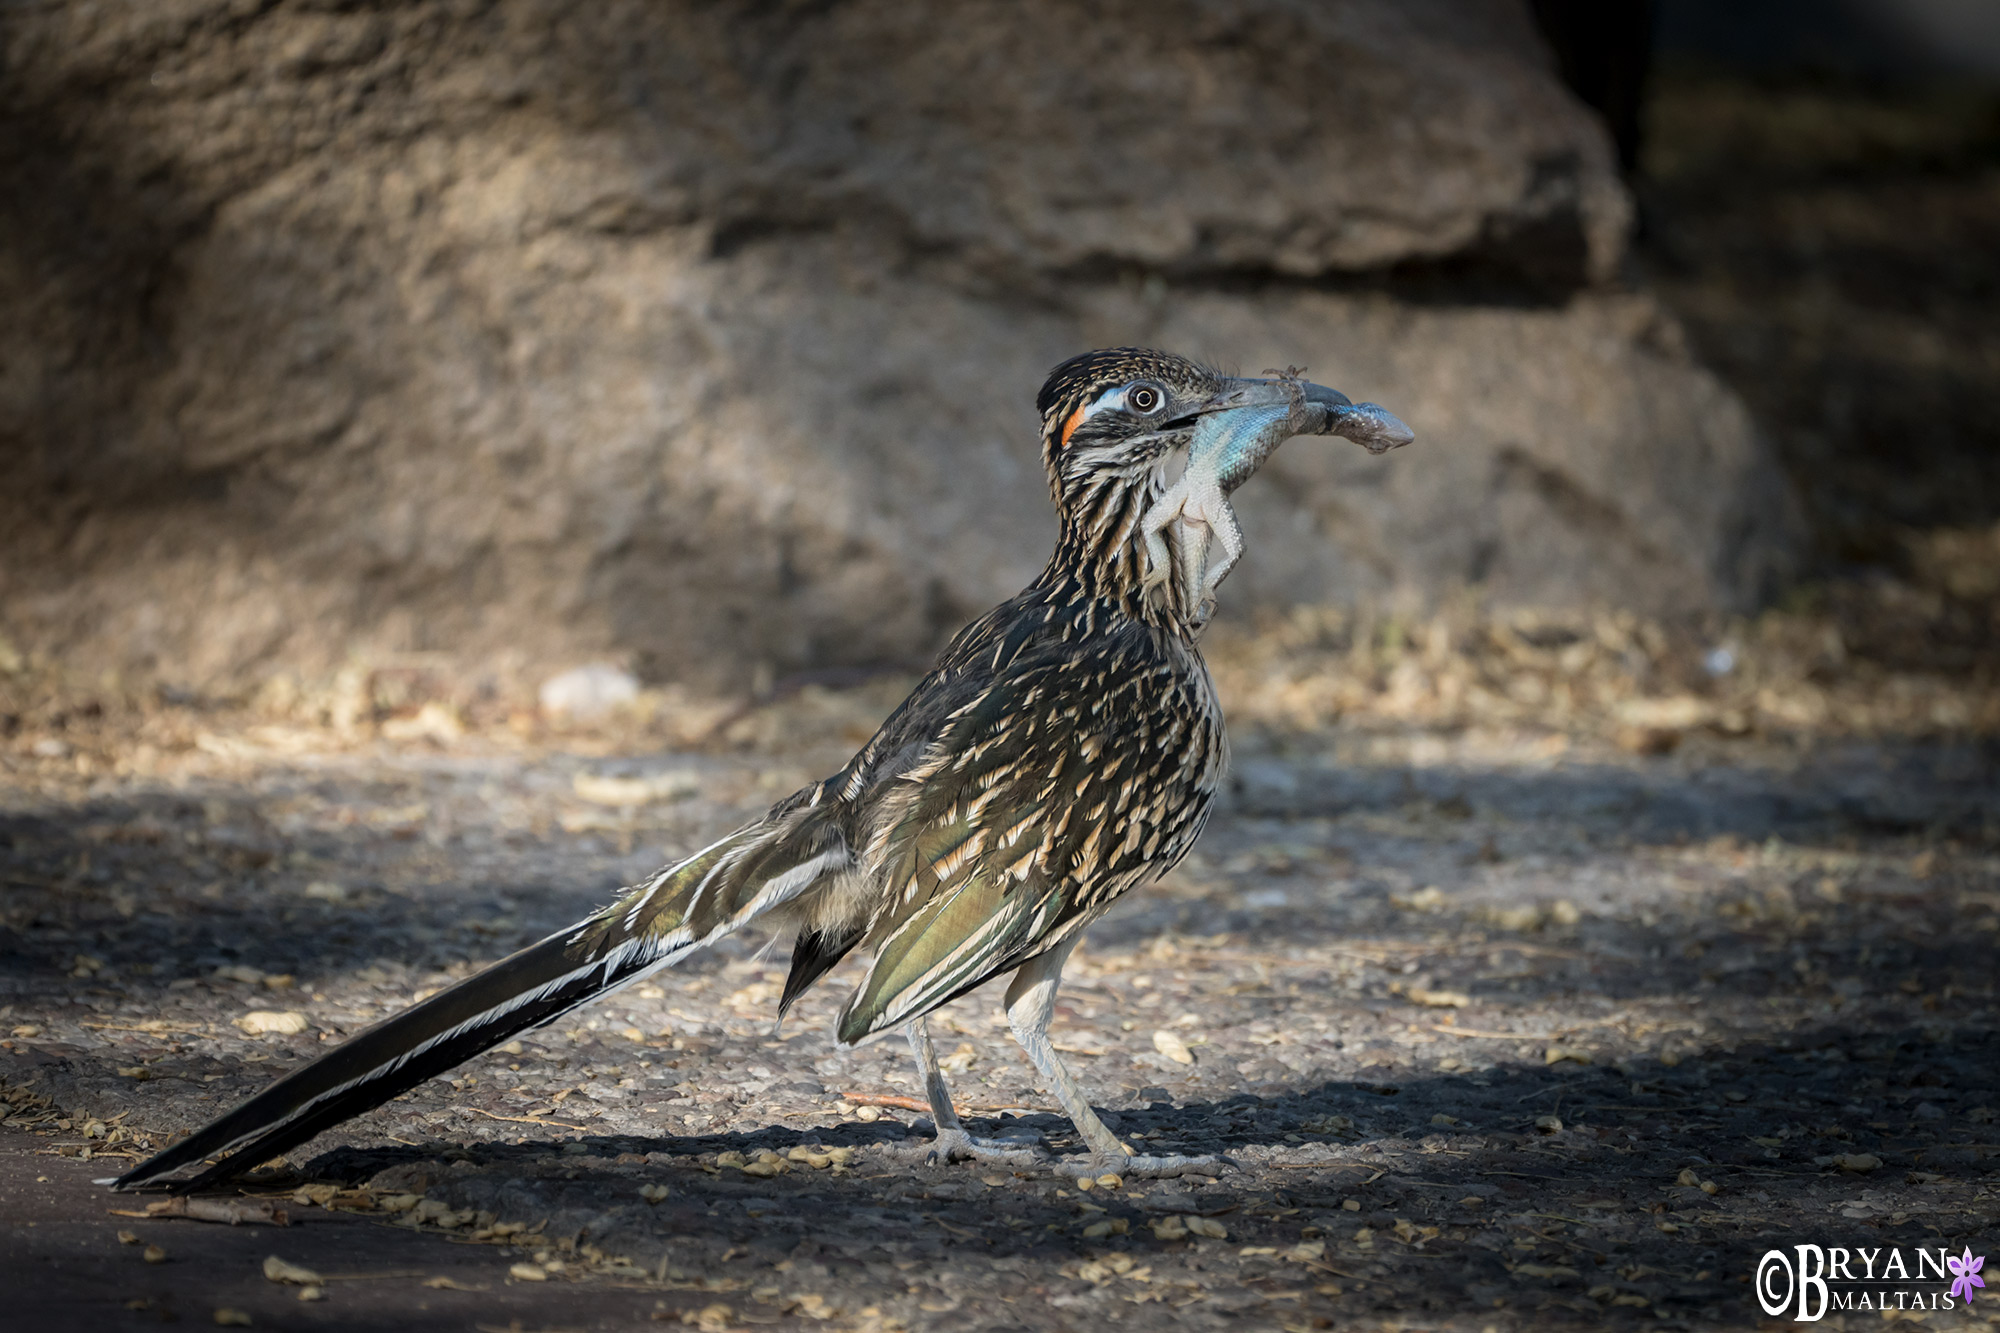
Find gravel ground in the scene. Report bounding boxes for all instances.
[3,702,1997,1332]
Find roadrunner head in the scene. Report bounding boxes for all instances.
[1034,347,1413,625]
[1037,348,1222,500]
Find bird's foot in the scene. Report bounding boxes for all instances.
[926,1124,1049,1168]
[1058,1150,1232,1180]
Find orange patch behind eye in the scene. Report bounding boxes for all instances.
[1059,402,1088,450]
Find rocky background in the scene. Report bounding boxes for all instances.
[0,0,1795,694]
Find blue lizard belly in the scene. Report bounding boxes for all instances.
[1189,403,1297,494]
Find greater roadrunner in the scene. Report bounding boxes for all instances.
[116,348,1410,1191]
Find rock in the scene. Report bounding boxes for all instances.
[0,1,1795,691]
[539,665,641,722]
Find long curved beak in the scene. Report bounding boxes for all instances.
[1196,375,1414,455]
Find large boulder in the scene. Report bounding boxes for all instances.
[0,0,1795,690]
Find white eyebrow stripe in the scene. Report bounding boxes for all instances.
[1079,384,1131,423]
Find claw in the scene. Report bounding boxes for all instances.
[928,1125,1050,1168]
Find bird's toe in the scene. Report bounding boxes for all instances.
[930,1126,1048,1167]
[1054,1150,1220,1181]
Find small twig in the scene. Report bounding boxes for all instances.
[462,1107,588,1132]
[1302,1260,1365,1280]
[841,1092,936,1114]
[1432,1025,1553,1040]
[924,1212,983,1240]
[838,1091,1041,1117]
[80,1021,212,1036]
[318,1270,434,1283]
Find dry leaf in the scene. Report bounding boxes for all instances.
[1835,1153,1883,1173]
[144,1197,289,1226]
[1391,886,1447,913]
[143,1245,167,1263]
[1406,987,1470,1009]
[235,1011,310,1037]
[571,771,698,807]
[261,1255,322,1285]
[213,1310,252,1327]
[1514,1263,1580,1279]
[1184,1217,1227,1239]
[788,1292,835,1320]
[1151,1030,1195,1065]
[509,1262,547,1282]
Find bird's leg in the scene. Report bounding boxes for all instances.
[906,1019,1047,1167]
[1004,941,1227,1179]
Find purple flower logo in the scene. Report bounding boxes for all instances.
[1949,1248,1986,1304]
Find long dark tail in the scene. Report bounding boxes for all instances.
[113,812,848,1192]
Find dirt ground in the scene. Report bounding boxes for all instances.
[2,660,1996,1332]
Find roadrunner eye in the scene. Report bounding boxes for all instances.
[1128,385,1162,413]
